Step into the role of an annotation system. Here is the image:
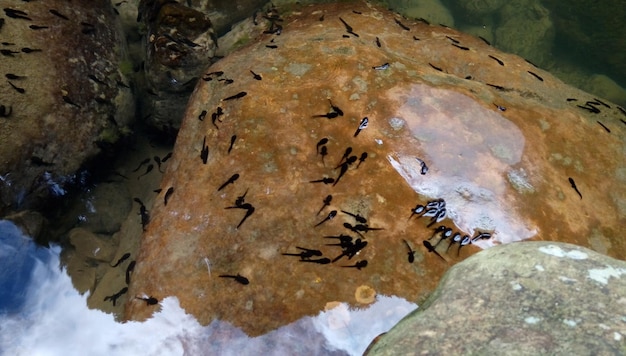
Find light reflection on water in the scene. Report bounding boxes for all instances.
[386,85,537,246]
[0,220,417,356]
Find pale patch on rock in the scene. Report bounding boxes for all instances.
[388,117,405,131]
[558,276,578,284]
[355,285,377,304]
[538,245,588,260]
[587,266,626,285]
[507,168,535,194]
[284,62,312,77]
[524,316,541,324]
[563,319,579,327]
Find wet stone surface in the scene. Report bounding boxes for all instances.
[139,0,217,129]
[124,1,626,336]
[0,0,135,215]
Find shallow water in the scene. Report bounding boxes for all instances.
[0,220,416,355]
[1,0,624,354]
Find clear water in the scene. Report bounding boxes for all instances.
[1,0,624,355]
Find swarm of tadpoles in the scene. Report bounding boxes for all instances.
[409,199,492,261]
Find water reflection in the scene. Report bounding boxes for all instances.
[0,220,417,355]
[386,85,537,246]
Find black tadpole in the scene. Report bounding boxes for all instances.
[110,253,131,267]
[228,135,237,153]
[219,274,249,285]
[353,117,368,137]
[314,210,337,227]
[423,240,446,262]
[132,158,151,172]
[310,177,334,185]
[333,162,350,186]
[299,257,331,264]
[217,173,240,191]
[317,195,332,215]
[341,210,367,224]
[282,247,323,260]
[201,136,209,164]
[125,261,136,284]
[154,156,163,173]
[222,91,247,101]
[164,187,174,206]
[316,138,329,153]
[136,296,159,305]
[403,239,415,263]
[103,287,128,306]
[319,146,328,165]
[342,260,368,270]
[568,177,582,199]
[137,164,154,179]
[394,18,410,31]
[356,152,368,168]
[337,147,353,166]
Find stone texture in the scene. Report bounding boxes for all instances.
[124,1,626,336]
[454,0,506,17]
[138,0,217,129]
[193,0,268,37]
[79,136,172,316]
[0,0,135,216]
[365,241,626,355]
[495,0,554,66]
[585,74,626,108]
[68,227,116,263]
[400,0,455,27]
[60,181,132,235]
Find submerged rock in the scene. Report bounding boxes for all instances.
[124,1,626,336]
[138,0,217,129]
[365,241,626,355]
[0,0,135,215]
[543,0,626,90]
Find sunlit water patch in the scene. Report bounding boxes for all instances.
[0,220,416,356]
[386,85,537,246]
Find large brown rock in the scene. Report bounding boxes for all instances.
[124,1,626,336]
[0,0,135,215]
[365,241,626,355]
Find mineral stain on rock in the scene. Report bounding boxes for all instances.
[125,1,626,337]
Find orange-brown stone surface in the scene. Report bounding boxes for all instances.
[125,1,626,336]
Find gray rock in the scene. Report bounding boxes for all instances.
[366,242,626,355]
